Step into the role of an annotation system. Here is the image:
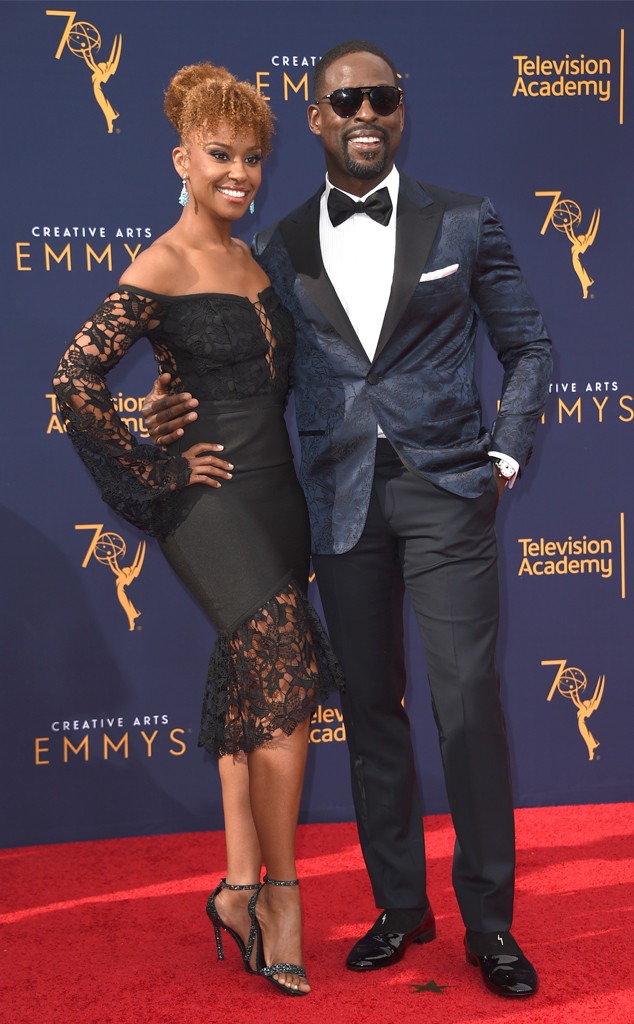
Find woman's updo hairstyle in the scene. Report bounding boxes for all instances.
[164,63,274,156]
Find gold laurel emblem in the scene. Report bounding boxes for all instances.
[543,660,605,760]
[536,191,600,299]
[47,11,122,133]
[76,524,145,631]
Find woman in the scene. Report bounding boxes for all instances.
[52,63,343,996]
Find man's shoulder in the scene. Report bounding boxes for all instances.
[253,188,324,255]
[252,221,279,255]
[403,174,487,210]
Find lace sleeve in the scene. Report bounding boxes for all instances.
[52,290,191,539]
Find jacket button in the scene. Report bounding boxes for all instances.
[366,372,381,385]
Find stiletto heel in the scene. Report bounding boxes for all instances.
[206,878,262,974]
[248,874,309,996]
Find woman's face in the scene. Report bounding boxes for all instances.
[175,122,263,221]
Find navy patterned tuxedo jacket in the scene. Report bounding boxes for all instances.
[253,175,552,556]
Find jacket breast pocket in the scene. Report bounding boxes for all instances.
[410,270,467,319]
[415,269,464,295]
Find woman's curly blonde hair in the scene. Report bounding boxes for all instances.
[164,63,274,156]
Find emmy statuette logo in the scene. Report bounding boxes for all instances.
[542,659,605,761]
[76,524,145,631]
[47,10,122,133]
[536,191,600,299]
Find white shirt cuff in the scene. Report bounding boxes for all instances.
[489,451,519,489]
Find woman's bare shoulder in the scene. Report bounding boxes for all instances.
[118,230,186,294]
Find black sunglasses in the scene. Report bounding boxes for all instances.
[317,85,404,119]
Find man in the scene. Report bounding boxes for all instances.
[144,41,551,998]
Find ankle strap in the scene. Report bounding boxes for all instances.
[263,874,299,887]
[221,877,262,891]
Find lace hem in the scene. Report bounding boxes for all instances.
[198,580,345,758]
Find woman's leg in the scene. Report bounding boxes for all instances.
[220,754,262,879]
[247,717,311,993]
[213,755,262,969]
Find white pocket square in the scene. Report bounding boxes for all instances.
[419,263,459,282]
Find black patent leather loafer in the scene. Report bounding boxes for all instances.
[346,906,436,971]
[465,935,538,997]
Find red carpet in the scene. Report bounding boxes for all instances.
[2,804,634,1024]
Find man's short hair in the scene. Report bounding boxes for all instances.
[313,41,399,100]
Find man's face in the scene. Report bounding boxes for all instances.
[308,51,404,196]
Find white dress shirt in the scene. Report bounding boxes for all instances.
[320,167,399,437]
[320,166,399,363]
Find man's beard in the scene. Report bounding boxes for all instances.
[341,128,388,180]
[343,149,388,179]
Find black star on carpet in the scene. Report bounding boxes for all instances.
[410,980,454,994]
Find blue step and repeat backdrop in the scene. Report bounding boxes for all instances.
[1,0,632,847]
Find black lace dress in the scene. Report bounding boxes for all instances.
[53,288,343,757]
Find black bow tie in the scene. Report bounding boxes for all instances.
[327,186,393,227]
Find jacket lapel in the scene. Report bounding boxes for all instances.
[374,178,445,359]
[280,178,445,362]
[280,189,369,360]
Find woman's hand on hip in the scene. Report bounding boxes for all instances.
[183,442,233,487]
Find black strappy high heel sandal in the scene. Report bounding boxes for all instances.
[206,878,262,974]
[248,874,309,996]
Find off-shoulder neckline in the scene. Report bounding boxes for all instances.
[116,285,276,304]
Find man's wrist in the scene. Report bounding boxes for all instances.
[489,451,519,489]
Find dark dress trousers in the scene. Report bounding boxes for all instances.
[253,176,552,931]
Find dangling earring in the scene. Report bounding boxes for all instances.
[178,174,190,207]
[249,200,255,215]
